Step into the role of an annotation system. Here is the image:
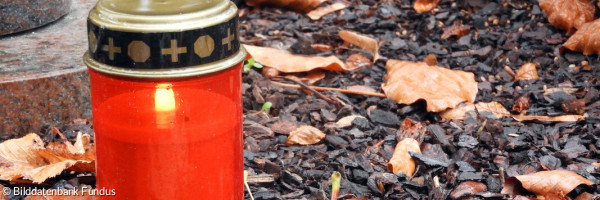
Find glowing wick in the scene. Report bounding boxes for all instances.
[155,84,175,128]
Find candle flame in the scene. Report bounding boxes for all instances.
[155,84,175,112]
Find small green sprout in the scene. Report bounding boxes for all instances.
[260,101,273,112]
[243,58,263,73]
[331,171,341,200]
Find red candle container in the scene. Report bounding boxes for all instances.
[83,0,246,199]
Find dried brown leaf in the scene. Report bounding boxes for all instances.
[382,60,478,112]
[244,45,359,73]
[336,115,366,128]
[414,0,442,13]
[387,138,420,177]
[345,54,372,69]
[261,66,280,78]
[450,181,487,200]
[501,170,594,197]
[514,63,539,81]
[285,70,326,85]
[339,30,380,61]
[285,125,326,145]
[440,102,510,120]
[539,0,594,34]
[306,2,347,20]
[441,25,472,40]
[563,19,600,55]
[245,0,326,13]
[512,114,584,122]
[441,101,584,122]
[0,133,95,183]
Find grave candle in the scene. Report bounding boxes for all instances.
[83,0,246,199]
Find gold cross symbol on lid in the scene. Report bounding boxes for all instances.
[102,37,121,61]
[222,28,235,51]
[161,39,188,63]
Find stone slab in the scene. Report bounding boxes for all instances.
[0,0,94,137]
[0,0,72,36]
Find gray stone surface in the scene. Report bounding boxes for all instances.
[0,0,94,137]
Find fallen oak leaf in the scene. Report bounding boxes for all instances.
[501,170,594,197]
[285,125,326,145]
[306,2,347,20]
[414,0,442,13]
[382,60,478,112]
[244,45,361,73]
[514,63,539,81]
[245,0,326,13]
[387,138,420,178]
[339,30,380,61]
[563,19,600,55]
[345,54,372,69]
[0,133,95,183]
[538,0,594,34]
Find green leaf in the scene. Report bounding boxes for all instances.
[261,101,273,112]
[253,63,263,69]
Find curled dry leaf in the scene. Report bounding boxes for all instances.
[387,138,420,178]
[514,63,539,81]
[244,45,360,73]
[285,125,326,145]
[382,60,478,112]
[245,0,326,13]
[262,66,280,78]
[441,25,472,40]
[538,0,594,34]
[450,181,487,200]
[336,115,366,128]
[414,0,442,13]
[306,2,347,20]
[501,170,594,197]
[285,70,326,85]
[345,54,372,69]
[441,101,584,122]
[0,133,95,183]
[339,30,380,61]
[563,19,600,55]
[512,114,584,122]
[441,102,510,120]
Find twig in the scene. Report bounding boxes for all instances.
[274,77,339,105]
[270,81,387,98]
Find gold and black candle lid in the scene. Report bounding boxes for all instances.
[83,0,246,78]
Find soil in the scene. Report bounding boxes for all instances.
[2,0,600,199]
